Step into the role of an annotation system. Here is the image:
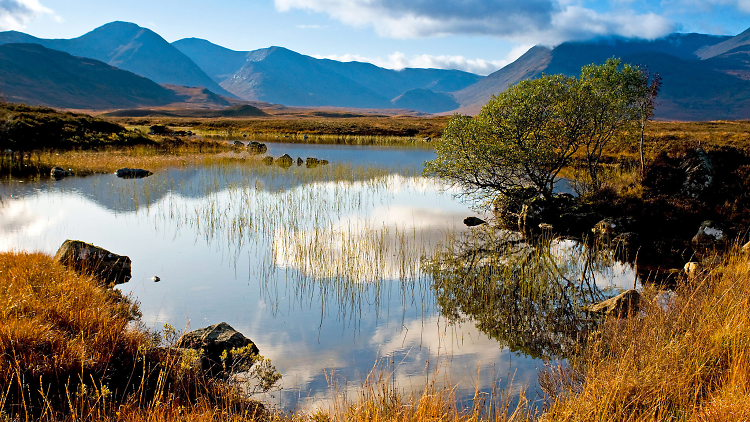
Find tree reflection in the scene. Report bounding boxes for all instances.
[426,228,625,360]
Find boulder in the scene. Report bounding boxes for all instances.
[680,148,714,199]
[50,167,73,180]
[247,141,267,154]
[275,154,294,168]
[261,156,274,165]
[306,157,320,168]
[587,289,641,318]
[692,220,727,249]
[592,218,623,242]
[297,157,303,166]
[53,240,132,286]
[115,168,153,179]
[177,322,259,375]
[463,216,486,227]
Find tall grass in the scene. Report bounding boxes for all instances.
[0,251,271,422]
[540,244,750,421]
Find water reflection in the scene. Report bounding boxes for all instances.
[427,227,635,360]
[0,144,634,411]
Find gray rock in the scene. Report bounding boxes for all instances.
[588,289,641,317]
[53,240,132,286]
[680,148,714,198]
[115,168,153,179]
[692,220,727,249]
[177,322,259,375]
[50,167,73,180]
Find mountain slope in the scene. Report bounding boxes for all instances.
[173,38,483,110]
[0,43,180,109]
[391,89,459,114]
[0,22,235,98]
[453,31,748,120]
[696,27,750,59]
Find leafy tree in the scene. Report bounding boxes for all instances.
[425,58,657,204]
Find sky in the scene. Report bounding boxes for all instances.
[1,0,749,75]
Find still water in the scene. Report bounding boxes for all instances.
[0,143,634,410]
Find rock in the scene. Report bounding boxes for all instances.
[115,168,153,179]
[303,134,309,141]
[588,289,641,318]
[297,157,303,166]
[261,156,273,165]
[247,141,267,154]
[423,137,432,142]
[680,148,714,198]
[275,154,294,168]
[151,276,160,282]
[692,220,727,249]
[306,157,320,168]
[247,141,268,154]
[50,167,73,180]
[320,159,329,165]
[592,218,622,242]
[232,141,244,147]
[53,240,132,286]
[559,212,602,236]
[177,322,259,375]
[743,241,750,253]
[684,262,701,276]
[463,216,486,227]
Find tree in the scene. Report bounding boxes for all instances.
[425,58,656,205]
[425,74,581,205]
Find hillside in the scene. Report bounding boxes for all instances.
[0,22,235,99]
[391,89,459,114]
[452,30,750,120]
[173,38,482,112]
[0,43,179,109]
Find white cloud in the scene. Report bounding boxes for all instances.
[0,0,54,30]
[274,0,677,44]
[314,45,531,75]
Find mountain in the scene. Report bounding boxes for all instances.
[0,44,235,110]
[453,30,750,120]
[172,38,483,112]
[0,22,235,99]
[0,43,180,109]
[391,89,459,114]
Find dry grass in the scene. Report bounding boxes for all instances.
[540,245,750,421]
[0,251,268,422]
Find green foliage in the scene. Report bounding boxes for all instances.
[425,58,656,204]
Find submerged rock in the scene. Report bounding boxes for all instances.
[275,154,294,168]
[115,168,153,179]
[53,240,132,286]
[247,141,267,154]
[463,216,486,227]
[177,322,259,375]
[588,289,641,318]
[261,156,273,165]
[50,167,73,180]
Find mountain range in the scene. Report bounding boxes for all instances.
[0,21,749,119]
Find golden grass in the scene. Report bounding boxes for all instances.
[540,246,750,421]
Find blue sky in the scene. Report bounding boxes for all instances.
[1,0,749,75]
